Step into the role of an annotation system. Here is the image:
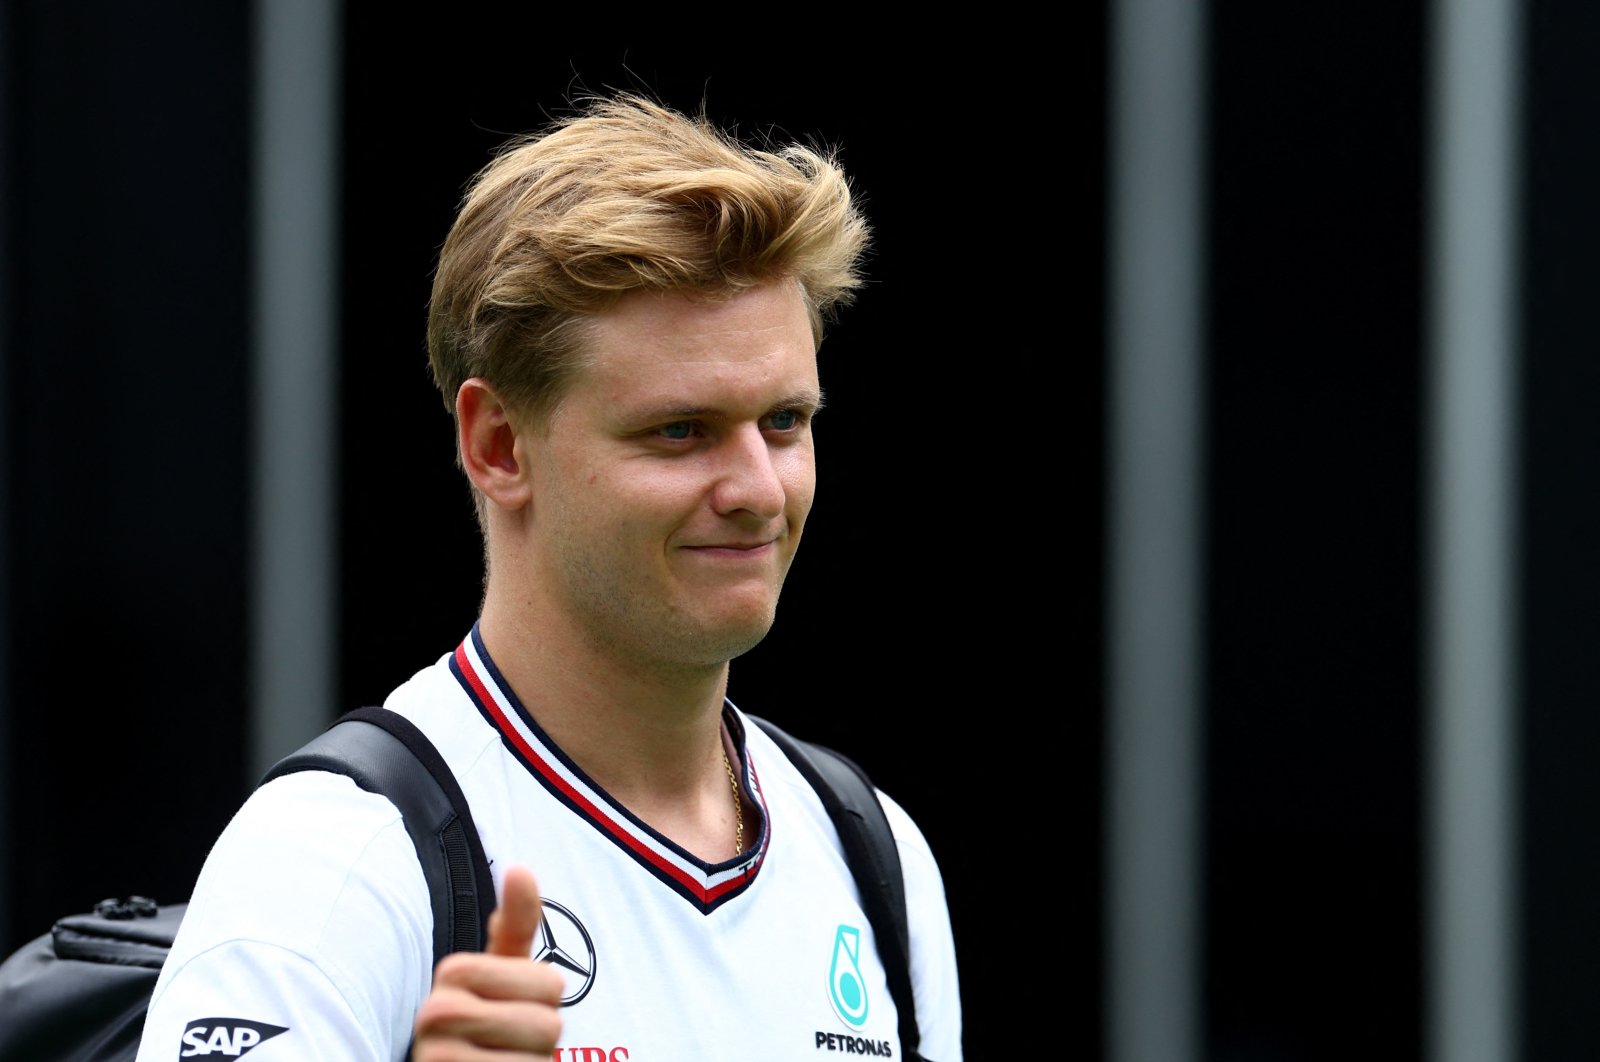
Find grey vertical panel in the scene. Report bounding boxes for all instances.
[1105,2,1206,1060]
[251,0,340,776]
[1426,1,1521,1061]
[0,1,11,928]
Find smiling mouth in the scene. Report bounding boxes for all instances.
[683,537,780,555]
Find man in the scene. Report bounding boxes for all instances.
[138,92,962,1061]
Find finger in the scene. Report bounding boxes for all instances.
[432,952,565,1003]
[414,982,562,1054]
[486,864,544,958]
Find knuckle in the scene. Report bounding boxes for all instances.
[431,952,481,985]
[414,986,474,1032]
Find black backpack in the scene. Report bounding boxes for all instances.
[0,707,924,1062]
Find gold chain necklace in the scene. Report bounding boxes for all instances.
[721,746,745,856]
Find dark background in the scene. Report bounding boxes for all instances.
[0,7,1066,1059]
[15,3,1600,1061]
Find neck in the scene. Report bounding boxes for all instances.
[477,586,745,861]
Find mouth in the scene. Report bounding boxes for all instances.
[682,539,779,557]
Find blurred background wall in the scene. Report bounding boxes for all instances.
[1092,0,1600,1060]
[8,2,1599,1061]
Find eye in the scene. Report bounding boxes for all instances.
[764,409,802,432]
[658,421,698,441]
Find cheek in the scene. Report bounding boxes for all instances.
[584,471,707,542]
[779,447,817,516]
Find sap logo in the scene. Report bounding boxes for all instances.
[179,1018,288,1057]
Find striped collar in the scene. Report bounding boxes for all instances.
[448,624,768,913]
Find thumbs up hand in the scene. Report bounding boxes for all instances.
[413,865,564,1060]
[487,864,547,959]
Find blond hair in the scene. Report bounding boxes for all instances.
[427,92,872,430]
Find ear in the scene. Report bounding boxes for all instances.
[456,378,532,512]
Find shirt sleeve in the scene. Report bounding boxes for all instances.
[135,771,435,1062]
[879,789,964,1062]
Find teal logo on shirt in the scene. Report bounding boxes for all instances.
[828,924,869,1027]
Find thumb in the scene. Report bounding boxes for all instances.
[485,864,544,958]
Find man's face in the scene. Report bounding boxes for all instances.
[521,280,821,673]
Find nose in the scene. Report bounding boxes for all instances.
[710,424,789,521]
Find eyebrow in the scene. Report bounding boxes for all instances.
[629,387,827,423]
[781,386,827,414]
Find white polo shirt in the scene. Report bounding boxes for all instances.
[137,626,963,1060]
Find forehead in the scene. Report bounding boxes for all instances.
[571,283,821,412]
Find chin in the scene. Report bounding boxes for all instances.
[684,610,779,667]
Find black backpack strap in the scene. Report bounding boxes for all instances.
[747,715,924,1062]
[257,706,497,968]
